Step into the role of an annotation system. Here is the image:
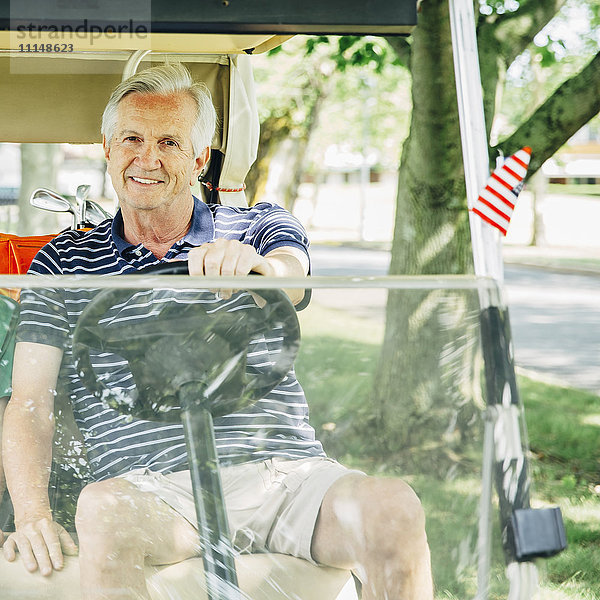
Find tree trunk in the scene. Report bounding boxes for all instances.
[18,144,59,236]
[530,170,547,247]
[244,116,290,205]
[247,79,328,209]
[363,0,599,468]
[364,0,479,470]
[281,86,328,213]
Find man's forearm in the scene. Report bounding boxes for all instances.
[5,342,63,524]
[264,247,309,305]
[3,400,55,524]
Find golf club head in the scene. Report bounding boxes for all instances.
[30,188,73,214]
[76,184,91,203]
[84,199,112,226]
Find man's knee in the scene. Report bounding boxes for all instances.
[357,477,428,555]
[76,478,140,540]
[316,474,428,562]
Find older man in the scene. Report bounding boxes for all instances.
[2,63,432,599]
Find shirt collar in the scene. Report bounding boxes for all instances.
[111,196,215,256]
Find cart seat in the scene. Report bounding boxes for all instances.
[0,552,358,600]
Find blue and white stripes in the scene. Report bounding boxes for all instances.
[17,198,323,481]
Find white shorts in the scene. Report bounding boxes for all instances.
[120,456,363,564]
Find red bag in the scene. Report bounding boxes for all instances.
[0,233,57,275]
[0,233,57,301]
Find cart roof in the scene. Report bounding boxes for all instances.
[0,0,416,144]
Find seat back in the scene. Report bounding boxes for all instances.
[0,294,19,397]
[0,233,57,397]
[0,52,259,207]
[0,232,57,274]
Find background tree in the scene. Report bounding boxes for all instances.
[367,0,600,464]
[247,37,409,211]
[248,1,600,465]
[245,40,334,209]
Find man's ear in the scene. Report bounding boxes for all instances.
[192,147,210,185]
[103,135,110,161]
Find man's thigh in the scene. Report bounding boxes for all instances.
[119,459,359,563]
[77,475,200,566]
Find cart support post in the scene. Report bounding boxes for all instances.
[448,0,503,284]
[448,1,538,598]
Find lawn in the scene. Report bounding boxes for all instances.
[296,300,600,600]
[518,377,600,600]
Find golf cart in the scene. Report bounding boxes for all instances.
[0,1,566,599]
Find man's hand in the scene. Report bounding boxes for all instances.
[188,239,274,278]
[3,517,78,576]
[187,239,309,304]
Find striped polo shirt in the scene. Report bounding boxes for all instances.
[17,198,324,481]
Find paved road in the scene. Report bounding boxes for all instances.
[504,265,600,394]
[310,244,600,395]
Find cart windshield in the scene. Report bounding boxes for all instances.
[0,274,520,600]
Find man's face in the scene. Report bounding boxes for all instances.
[104,92,207,213]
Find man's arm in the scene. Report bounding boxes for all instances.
[188,240,309,305]
[2,341,77,575]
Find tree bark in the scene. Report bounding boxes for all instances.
[530,170,547,246]
[244,115,290,205]
[246,74,329,208]
[364,0,479,470]
[280,85,328,213]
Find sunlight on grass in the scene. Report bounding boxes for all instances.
[299,297,384,343]
[560,501,600,524]
[581,413,600,427]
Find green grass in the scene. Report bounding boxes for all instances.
[518,377,600,600]
[296,306,600,599]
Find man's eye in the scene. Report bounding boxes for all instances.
[125,136,140,142]
[162,140,178,148]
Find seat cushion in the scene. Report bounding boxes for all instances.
[0,552,358,600]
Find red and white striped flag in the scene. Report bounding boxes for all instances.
[471,146,531,236]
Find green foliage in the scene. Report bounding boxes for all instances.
[250,34,410,196]
[536,39,567,68]
[303,35,328,56]
[495,0,600,136]
[302,35,398,72]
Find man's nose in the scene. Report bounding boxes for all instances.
[134,143,161,170]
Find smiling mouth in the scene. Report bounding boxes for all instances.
[129,176,164,185]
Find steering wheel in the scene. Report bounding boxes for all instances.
[71,261,303,599]
[72,261,301,423]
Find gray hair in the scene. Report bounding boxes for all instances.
[101,63,217,158]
